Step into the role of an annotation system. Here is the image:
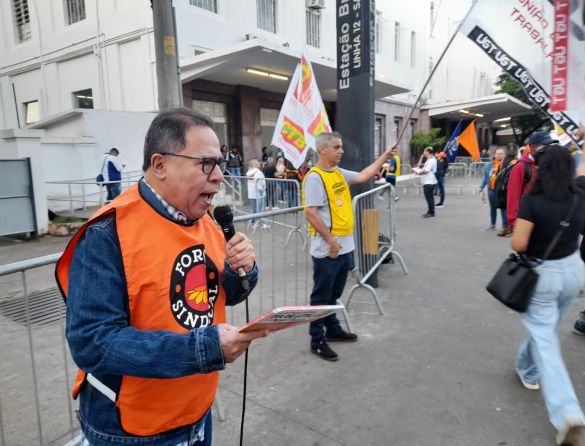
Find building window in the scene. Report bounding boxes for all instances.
[257,0,277,33]
[394,21,400,61]
[375,10,382,54]
[13,0,31,43]
[73,89,93,108]
[192,100,228,145]
[374,115,385,158]
[306,8,320,47]
[24,101,39,124]
[393,118,402,143]
[410,31,416,68]
[189,0,217,13]
[261,108,279,148]
[65,0,86,25]
[409,119,417,140]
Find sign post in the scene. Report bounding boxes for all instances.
[336,0,377,285]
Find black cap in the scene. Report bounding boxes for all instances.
[528,131,558,147]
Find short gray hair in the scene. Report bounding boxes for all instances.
[315,131,343,152]
[142,108,215,171]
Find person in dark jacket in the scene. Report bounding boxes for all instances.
[506,132,557,235]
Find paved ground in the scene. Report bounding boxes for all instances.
[1,185,584,446]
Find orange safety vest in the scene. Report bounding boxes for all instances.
[55,184,227,436]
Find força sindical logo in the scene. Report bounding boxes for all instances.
[170,245,219,329]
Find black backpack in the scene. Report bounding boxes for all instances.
[494,160,531,209]
[435,157,445,178]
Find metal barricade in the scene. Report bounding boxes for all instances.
[46,171,142,215]
[345,184,408,315]
[0,206,339,441]
[0,254,79,446]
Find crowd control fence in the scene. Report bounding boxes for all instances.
[346,184,408,315]
[0,206,358,444]
[46,171,143,215]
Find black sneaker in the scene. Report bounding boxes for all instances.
[326,330,358,343]
[422,213,435,218]
[435,203,444,208]
[574,311,585,336]
[311,341,339,361]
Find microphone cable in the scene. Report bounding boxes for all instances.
[239,289,250,446]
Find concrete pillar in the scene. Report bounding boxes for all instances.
[238,85,262,164]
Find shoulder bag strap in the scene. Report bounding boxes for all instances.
[539,194,579,262]
[99,156,107,173]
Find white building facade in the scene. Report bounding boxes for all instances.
[0,0,504,234]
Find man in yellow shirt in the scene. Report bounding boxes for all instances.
[302,131,394,361]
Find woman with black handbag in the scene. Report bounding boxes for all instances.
[510,145,585,446]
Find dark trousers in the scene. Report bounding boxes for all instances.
[106,183,122,202]
[435,176,445,205]
[385,175,396,186]
[488,189,508,227]
[423,184,435,216]
[266,182,277,207]
[309,253,351,344]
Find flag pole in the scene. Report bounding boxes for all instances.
[395,0,481,146]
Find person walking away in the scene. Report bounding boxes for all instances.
[246,159,266,228]
[100,148,125,203]
[263,157,278,209]
[435,151,448,208]
[56,109,267,446]
[505,132,557,236]
[413,147,437,218]
[479,148,508,231]
[302,131,395,361]
[510,145,585,446]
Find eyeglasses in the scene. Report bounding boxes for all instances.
[160,152,227,174]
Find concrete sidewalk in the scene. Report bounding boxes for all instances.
[1,189,584,446]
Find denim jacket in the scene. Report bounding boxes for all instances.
[65,179,258,445]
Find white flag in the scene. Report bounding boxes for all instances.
[460,0,584,144]
[271,55,332,168]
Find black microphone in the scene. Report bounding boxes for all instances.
[213,205,250,292]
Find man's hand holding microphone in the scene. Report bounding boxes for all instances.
[213,206,268,363]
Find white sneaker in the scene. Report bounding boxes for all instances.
[556,417,585,445]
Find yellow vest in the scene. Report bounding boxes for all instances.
[302,166,354,237]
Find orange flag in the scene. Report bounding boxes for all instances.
[456,120,480,161]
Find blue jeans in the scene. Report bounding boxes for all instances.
[250,196,265,223]
[106,183,122,202]
[435,176,445,205]
[79,410,212,446]
[385,175,396,186]
[487,189,508,228]
[422,184,435,215]
[226,167,241,177]
[515,251,585,431]
[309,253,351,344]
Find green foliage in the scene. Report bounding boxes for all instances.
[495,72,549,144]
[410,128,446,159]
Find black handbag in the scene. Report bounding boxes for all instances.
[96,157,107,185]
[486,195,578,312]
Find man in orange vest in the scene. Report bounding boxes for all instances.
[56,109,267,445]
